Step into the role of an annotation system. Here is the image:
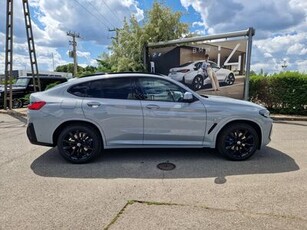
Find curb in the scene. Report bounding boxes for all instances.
[270,115,307,122]
[0,109,27,117]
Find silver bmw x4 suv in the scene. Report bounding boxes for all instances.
[27,73,272,163]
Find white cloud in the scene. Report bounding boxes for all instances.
[0,0,143,73]
[181,0,307,73]
[296,60,307,73]
[76,51,91,59]
[263,53,273,58]
[192,21,206,27]
[287,43,307,55]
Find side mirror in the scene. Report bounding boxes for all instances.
[183,92,193,102]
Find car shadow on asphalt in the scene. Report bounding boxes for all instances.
[30,146,299,184]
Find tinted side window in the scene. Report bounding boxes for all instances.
[138,77,186,102]
[68,78,133,99]
[68,82,90,97]
[87,78,132,99]
[40,79,52,90]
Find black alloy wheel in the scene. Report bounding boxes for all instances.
[192,75,203,91]
[217,123,259,161]
[225,73,235,85]
[57,125,102,163]
[12,98,23,109]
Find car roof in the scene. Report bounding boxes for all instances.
[18,76,66,80]
[68,72,168,84]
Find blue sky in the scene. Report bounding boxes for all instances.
[0,0,306,74]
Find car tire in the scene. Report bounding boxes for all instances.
[12,98,23,109]
[57,125,102,163]
[225,73,235,85]
[191,75,203,91]
[217,123,259,161]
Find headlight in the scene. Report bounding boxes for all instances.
[259,109,270,118]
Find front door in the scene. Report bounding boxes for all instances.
[137,77,207,146]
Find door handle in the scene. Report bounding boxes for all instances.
[146,104,160,110]
[87,102,101,108]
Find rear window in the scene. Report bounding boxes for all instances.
[68,82,90,97]
[67,77,133,99]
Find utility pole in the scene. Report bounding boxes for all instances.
[67,31,80,76]
[23,0,40,92]
[281,59,288,71]
[108,28,119,41]
[4,0,14,110]
[4,0,40,110]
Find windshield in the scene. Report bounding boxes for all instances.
[14,78,30,87]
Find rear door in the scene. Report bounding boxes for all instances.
[81,77,143,146]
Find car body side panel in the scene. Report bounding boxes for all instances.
[199,96,273,148]
[81,98,143,146]
[141,100,207,146]
[27,93,85,144]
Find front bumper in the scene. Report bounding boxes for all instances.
[261,119,273,147]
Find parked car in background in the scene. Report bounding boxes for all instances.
[168,60,235,90]
[0,76,67,108]
[27,73,272,164]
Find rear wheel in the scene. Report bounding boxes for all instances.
[191,75,203,91]
[12,98,23,109]
[57,125,102,163]
[217,123,259,161]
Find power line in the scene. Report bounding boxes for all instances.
[72,0,109,29]
[86,0,118,28]
[99,0,123,26]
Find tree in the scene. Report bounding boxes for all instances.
[55,63,84,74]
[55,63,97,77]
[143,1,188,43]
[97,53,114,73]
[107,1,189,72]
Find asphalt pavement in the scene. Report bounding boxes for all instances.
[0,114,306,229]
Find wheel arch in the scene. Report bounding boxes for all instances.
[215,120,262,149]
[52,120,105,147]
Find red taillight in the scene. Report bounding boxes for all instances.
[28,101,46,110]
[177,69,190,73]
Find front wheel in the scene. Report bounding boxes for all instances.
[225,74,235,85]
[57,125,102,163]
[191,75,203,91]
[217,123,259,161]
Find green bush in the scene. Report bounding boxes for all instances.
[45,81,61,90]
[249,72,307,115]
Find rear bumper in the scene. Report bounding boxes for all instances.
[27,123,54,147]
